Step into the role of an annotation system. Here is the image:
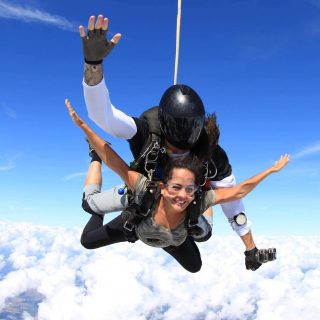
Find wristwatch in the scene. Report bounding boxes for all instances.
[234,212,247,226]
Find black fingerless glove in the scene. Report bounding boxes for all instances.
[245,247,277,271]
[81,29,115,65]
[244,247,262,271]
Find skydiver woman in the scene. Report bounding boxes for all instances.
[65,99,290,273]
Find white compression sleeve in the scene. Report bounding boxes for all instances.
[83,78,137,139]
[211,174,252,236]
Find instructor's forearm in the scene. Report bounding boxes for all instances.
[240,230,256,251]
[84,63,103,86]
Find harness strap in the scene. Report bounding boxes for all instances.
[131,133,166,180]
[122,180,161,242]
[186,191,204,236]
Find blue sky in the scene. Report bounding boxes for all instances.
[0,0,319,235]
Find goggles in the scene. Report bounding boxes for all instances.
[165,183,198,196]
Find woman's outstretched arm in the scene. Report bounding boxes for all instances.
[213,154,290,204]
[65,99,139,190]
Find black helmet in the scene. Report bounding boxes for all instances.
[158,84,205,149]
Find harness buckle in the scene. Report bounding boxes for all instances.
[140,208,151,217]
[144,141,161,180]
[147,181,158,189]
[147,169,155,181]
[160,147,166,154]
[145,160,157,171]
[123,221,134,232]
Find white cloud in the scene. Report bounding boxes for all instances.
[0,154,21,172]
[0,159,15,171]
[63,171,87,181]
[1,104,17,119]
[0,1,76,32]
[286,165,320,177]
[0,255,5,271]
[5,108,17,119]
[292,142,320,159]
[8,205,32,212]
[0,221,320,319]
[64,168,110,181]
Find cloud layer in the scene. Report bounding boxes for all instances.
[0,221,319,320]
[292,142,320,159]
[0,1,76,31]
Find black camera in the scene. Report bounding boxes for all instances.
[256,248,277,263]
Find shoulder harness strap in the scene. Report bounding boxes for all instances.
[186,190,204,235]
[130,107,166,180]
[131,133,166,180]
[121,180,161,242]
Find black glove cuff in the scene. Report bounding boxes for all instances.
[84,58,103,65]
[244,247,258,257]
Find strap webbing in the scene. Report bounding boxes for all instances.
[122,181,160,242]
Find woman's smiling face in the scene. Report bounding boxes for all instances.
[161,168,197,212]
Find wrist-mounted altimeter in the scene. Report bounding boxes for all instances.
[234,212,247,226]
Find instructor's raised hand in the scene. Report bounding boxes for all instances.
[79,15,122,65]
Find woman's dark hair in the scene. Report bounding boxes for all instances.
[190,112,220,161]
[162,155,203,186]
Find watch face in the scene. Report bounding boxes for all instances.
[235,213,247,225]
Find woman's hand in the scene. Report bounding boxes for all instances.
[65,99,85,128]
[270,154,290,173]
[213,153,291,205]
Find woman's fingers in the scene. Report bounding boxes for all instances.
[273,154,290,171]
[65,98,73,113]
[65,99,78,123]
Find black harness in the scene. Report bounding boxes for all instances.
[121,180,161,242]
[130,107,167,181]
[121,180,206,242]
[122,107,213,239]
[186,191,204,228]
[130,133,166,181]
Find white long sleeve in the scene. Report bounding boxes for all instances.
[83,78,137,139]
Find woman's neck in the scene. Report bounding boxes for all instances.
[154,197,186,229]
